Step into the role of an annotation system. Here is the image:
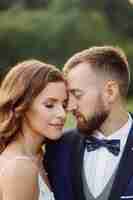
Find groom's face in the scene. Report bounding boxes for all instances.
[67,62,109,134]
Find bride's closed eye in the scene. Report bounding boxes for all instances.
[44,102,54,109]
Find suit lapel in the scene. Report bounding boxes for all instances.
[71,130,86,200]
[109,122,133,200]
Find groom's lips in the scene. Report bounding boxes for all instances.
[74,112,82,119]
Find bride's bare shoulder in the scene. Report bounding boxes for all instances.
[0,156,38,176]
[0,157,39,200]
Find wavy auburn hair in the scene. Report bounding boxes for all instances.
[0,59,66,153]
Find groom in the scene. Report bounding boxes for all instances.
[45,46,133,200]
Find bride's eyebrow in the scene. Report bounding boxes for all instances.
[44,97,68,103]
[43,97,58,102]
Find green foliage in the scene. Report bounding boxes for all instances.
[127,99,133,112]
[0,1,133,96]
[64,113,76,128]
[0,7,80,69]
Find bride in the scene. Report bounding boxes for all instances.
[0,59,68,200]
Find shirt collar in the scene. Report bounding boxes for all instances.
[94,113,133,151]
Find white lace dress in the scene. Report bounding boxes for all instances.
[0,156,55,200]
[38,174,55,200]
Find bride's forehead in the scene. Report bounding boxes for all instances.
[34,82,68,101]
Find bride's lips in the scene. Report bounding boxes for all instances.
[49,123,64,128]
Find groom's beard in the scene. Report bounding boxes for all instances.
[76,97,109,136]
[77,110,109,136]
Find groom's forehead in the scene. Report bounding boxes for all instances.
[67,62,97,81]
[67,74,96,92]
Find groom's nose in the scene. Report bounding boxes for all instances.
[67,93,77,112]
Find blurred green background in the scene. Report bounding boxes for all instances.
[0,0,133,128]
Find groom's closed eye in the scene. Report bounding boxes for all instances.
[70,89,84,99]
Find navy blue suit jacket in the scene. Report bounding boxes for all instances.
[45,122,133,200]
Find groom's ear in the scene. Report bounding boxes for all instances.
[102,80,120,104]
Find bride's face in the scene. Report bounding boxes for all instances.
[24,81,68,140]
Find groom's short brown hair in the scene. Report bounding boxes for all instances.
[63,46,130,97]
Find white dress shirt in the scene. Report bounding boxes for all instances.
[83,114,133,198]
